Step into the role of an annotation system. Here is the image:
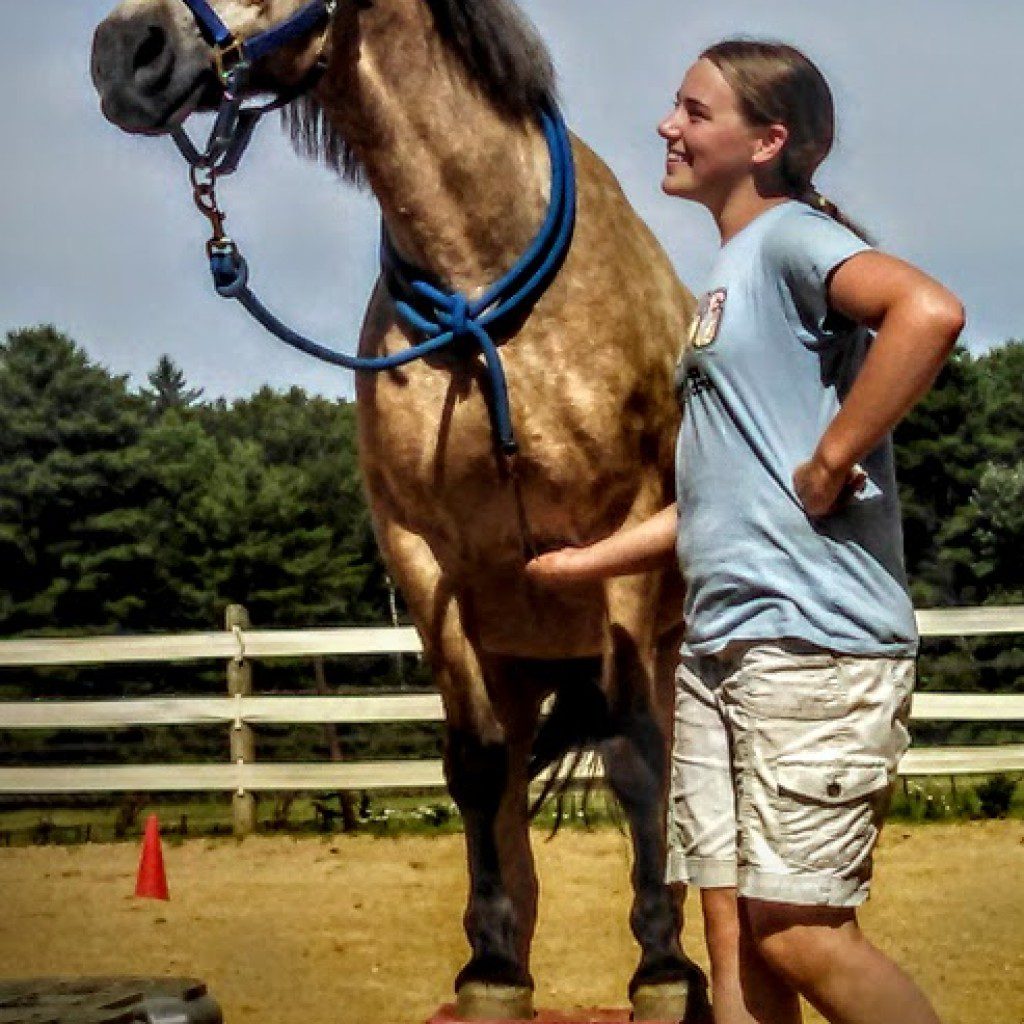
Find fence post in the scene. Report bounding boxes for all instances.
[226,604,255,837]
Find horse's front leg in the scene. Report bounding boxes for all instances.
[598,573,711,1024]
[377,522,538,1020]
[452,658,546,1016]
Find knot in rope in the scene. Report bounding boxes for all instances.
[183,102,575,462]
[441,292,472,338]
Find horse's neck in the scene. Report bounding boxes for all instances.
[322,0,551,293]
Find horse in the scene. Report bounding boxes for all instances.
[90,2,706,1019]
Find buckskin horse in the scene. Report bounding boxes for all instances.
[90,1,706,1019]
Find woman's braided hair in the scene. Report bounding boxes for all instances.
[701,39,873,244]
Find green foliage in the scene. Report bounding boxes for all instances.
[0,329,388,637]
[970,461,1024,600]
[895,340,1024,610]
[140,355,205,419]
[894,340,1023,702]
[975,774,1018,819]
[895,348,986,605]
[0,326,146,632]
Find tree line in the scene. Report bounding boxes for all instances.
[0,326,388,638]
[0,323,1021,716]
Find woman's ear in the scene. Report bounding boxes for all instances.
[751,123,789,167]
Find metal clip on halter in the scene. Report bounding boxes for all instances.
[213,39,247,84]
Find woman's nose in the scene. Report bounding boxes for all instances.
[658,112,682,140]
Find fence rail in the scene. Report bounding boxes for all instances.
[1,693,1023,731]
[1,605,1021,668]
[0,626,422,667]
[1,606,1022,833]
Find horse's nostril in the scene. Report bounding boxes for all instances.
[133,25,167,72]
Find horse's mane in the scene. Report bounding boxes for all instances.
[282,0,557,183]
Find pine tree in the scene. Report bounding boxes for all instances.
[214,387,389,624]
[894,347,985,605]
[141,354,205,418]
[188,436,372,626]
[970,461,1024,602]
[0,326,146,633]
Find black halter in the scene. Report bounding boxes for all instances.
[171,0,336,174]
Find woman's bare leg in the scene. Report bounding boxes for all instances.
[745,900,941,1024]
[690,885,801,1024]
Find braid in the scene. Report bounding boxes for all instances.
[801,185,875,245]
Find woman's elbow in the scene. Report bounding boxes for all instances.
[921,287,966,348]
[938,296,967,347]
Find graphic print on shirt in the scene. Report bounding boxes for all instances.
[677,288,726,406]
[687,288,728,350]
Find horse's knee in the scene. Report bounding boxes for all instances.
[604,623,654,706]
[445,729,509,812]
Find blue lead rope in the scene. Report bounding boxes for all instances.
[171,0,576,455]
[206,105,576,455]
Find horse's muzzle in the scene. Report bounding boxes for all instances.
[91,0,210,133]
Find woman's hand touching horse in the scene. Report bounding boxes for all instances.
[526,503,680,585]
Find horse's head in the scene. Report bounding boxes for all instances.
[91,0,334,135]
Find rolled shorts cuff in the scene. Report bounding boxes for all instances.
[738,867,869,908]
[665,850,737,888]
[665,848,687,885]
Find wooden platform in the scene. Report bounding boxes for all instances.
[427,1007,675,1024]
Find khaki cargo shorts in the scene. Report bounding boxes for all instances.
[665,640,915,907]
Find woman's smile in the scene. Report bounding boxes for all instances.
[665,149,691,174]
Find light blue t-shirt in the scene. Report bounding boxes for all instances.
[675,201,918,657]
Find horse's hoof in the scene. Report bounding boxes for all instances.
[455,983,534,1020]
[632,980,711,1024]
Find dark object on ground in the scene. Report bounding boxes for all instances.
[0,977,222,1024]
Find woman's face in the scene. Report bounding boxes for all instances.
[658,58,765,206]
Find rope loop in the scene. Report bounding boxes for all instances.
[211,250,249,297]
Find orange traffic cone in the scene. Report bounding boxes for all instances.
[135,813,170,900]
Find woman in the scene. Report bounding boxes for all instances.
[527,40,964,1024]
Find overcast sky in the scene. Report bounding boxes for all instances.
[1,1,1020,400]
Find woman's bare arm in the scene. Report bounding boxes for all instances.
[525,503,679,584]
[794,251,965,516]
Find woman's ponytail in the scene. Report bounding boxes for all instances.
[801,186,875,245]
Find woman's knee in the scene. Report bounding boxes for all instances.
[742,899,857,979]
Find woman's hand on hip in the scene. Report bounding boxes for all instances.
[793,457,867,518]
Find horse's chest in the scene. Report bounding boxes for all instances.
[358,365,499,490]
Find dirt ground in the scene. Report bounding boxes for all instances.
[0,821,1021,1024]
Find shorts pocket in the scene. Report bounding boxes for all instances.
[730,646,843,721]
[773,756,891,875]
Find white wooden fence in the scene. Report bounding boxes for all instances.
[1,604,1022,834]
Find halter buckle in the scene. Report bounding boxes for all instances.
[213,39,247,85]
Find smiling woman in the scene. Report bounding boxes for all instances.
[530,35,964,1024]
